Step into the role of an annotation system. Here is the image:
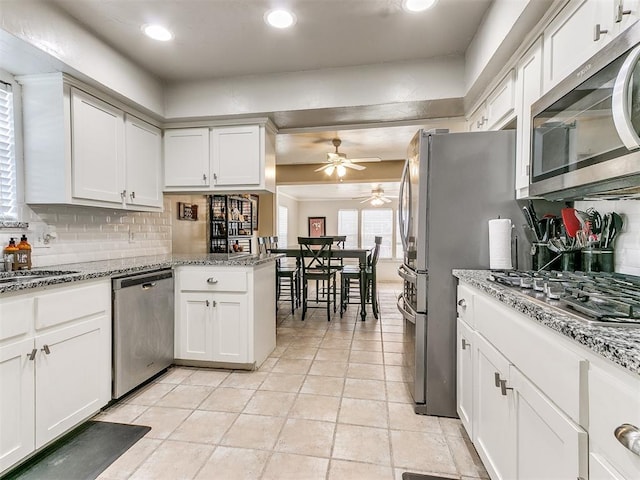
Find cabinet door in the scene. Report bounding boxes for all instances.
[486,70,515,130]
[71,88,125,204]
[456,318,475,439]
[474,335,515,480]
[125,115,162,208]
[0,338,35,473]
[468,104,488,132]
[543,0,614,93]
[34,316,110,448]
[614,0,639,34]
[590,452,628,480]
[210,125,260,186]
[515,37,543,198]
[211,293,249,363]
[176,292,212,361]
[164,128,210,188]
[511,367,588,480]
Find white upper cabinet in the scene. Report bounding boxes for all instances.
[210,125,260,186]
[467,71,515,132]
[125,115,163,208]
[614,0,640,34]
[19,73,163,211]
[163,128,210,189]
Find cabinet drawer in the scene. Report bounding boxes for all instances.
[179,268,247,292]
[34,282,109,331]
[589,364,640,479]
[456,284,475,327]
[475,293,587,424]
[0,295,34,342]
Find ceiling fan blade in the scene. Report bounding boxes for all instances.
[359,197,374,204]
[314,165,330,172]
[343,163,366,170]
[381,197,393,203]
[349,157,382,163]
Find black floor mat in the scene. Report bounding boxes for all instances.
[3,421,151,480]
[402,473,459,480]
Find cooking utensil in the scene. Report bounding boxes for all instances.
[586,207,603,234]
[561,208,581,238]
[606,212,623,248]
[522,206,540,241]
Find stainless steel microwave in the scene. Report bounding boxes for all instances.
[530,23,640,200]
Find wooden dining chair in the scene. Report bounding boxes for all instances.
[340,236,381,319]
[298,236,337,321]
[268,236,300,312]
[257,236,269,254]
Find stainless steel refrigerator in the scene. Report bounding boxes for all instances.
[397,129,528,417]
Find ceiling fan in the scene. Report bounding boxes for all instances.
[355,185,395,206]
[314,138,379,177]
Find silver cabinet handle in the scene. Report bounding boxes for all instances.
[461,338,470,350]
[594,24,608,41]
[120,190,127,200]
[130,191,136,200]
[614,424,640,456]
[27,348,37,360]
[457,299,467,308]
[500,379,513,396]
[615,2,632,22]
[476,116,488,129]
[494,372,501,387]
[141,282,156,290]
[41,344,51,355]
[213,173,218,181]
[203,173,207,182]
[205,299,210,307]
[212,300,217,307]
[207,278,219,284]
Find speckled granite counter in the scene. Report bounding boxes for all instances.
[453,269,640,376]
[0,253,282,294]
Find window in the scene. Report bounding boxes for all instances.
[0,82,16,220]
[395,211,403,259]
[362,209,393,258]
[338,209,358,248]
[278,205,288,247]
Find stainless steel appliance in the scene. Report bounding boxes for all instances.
[112,269,174,399]
[489,270,640,327]
[530,22,640,200]
[397,129,527,417]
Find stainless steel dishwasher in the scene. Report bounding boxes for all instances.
[112,269,174,399]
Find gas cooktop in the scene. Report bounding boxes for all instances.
[489,270,640,327]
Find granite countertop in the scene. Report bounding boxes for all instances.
[0,253,282,294]
[453,269,640,376]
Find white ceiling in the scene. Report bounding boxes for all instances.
[279,181,400,201]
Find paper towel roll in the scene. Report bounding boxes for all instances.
[489,218,513,270]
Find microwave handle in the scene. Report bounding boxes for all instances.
[612,44,640,150]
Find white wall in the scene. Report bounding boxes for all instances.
[276,192,300,248]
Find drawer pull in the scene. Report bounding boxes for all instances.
[494,372,501,387]
[614,424,640,456]
[41,344,51,355]
[207,278,219,284]
[457,299,467,308]
[500,379,513,396]
[141,282,156,290]
[27,349,37,361]
[461,339,470,350]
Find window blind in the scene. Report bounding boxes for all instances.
[338,209,358,248]
[278,205,288,247]
[362,208,393,258]
[0,83,16,220]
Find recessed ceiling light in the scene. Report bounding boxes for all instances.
[142,24,174,41]
[265,9,296,29]
[403,0,437,12]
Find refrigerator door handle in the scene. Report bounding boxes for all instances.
[397,293,416,324]
[398,264,417,284]
[398,159,411,253]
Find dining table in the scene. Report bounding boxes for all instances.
[269,245,371,321]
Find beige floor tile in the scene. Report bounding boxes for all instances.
[388,403,442,433]
[198,387,254,413]
[342,378,386,401]
[290,393,341,422]
[300,375,345,397]
[383,352,406,366]
[275,418,335,457]
[308,360,348,377]
[271,358,313,374]
[390,430,457,474]
[262,452,329,480]
[381,325,404,334]
[259,372,305,393]
[182,369,230,387]
[386,382,413,404]
[381,333,405,343]
[339,397,388,428]
[293,336,323,347]
[98,438,161,480]
[393,469,458,480]
[323,330,354,340]
[332,424,391,465]
[219,371,268,389]
[350,340,383,352]
[315,348,350,362]
[280,346,318,360]
[133,406,192,440]
[447,435,490,478]
[123,383,175,406]
[93,403,148,424]
[385,365,412,382]
[347,362,385,380]
[329,459,394,480]
[221,414,285,450]
[243,390,297,416]
[257,357,278,371]
[129,440,213,480]
[154,385,212,409]
[169,410,237,444]
[320,338,352,349]
[155,367,194,385]
[440,417,467,437]
[382,342,405,353]
[194,446,270,480]
[350,350,384,365]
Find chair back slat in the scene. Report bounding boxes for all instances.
[369,236,382,267]
[297,236,333,273]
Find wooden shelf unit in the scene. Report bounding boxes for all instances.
[209,195,253,253]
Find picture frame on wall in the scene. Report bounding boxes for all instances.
[308,216,326,237]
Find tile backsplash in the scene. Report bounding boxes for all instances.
[574,199,640,276]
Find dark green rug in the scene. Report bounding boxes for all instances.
[3,421,151,480]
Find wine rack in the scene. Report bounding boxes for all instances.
[209,195,253,253]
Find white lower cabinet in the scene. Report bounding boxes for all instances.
[456,317,475,438]
[0,281,111,475]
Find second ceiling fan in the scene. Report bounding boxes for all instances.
[314,138,379,177]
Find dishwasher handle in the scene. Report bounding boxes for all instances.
[141,282,157,290]
[113,269,173,290]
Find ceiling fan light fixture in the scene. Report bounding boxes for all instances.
[336,165,347,177]
[371,197,385,206]
[324,165,335,176]
[403,0,437,12]
[141,24,174,41]
[265,9,297,29]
